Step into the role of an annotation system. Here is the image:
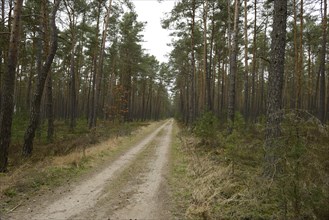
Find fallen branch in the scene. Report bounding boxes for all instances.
[7,202,22,213]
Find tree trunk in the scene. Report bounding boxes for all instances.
[260,12,268,116]
[307,37,312,111]
[189,0,196,125]
[22,0,61,157]
[292,0,299,110]
[251,0,257,120]
[88,3,101,129]
[319,0,327,122]
[88,58,96,128]
[298,0,303,110]
[216,47,221,116]
[69,46,76,130]
[47,72,54,142]
[227,0,239,132]
[264,0,288,177]
[0,0,24,172]
[221,61,226,114]
[203,0,209,112]
[208,4,215,113]
[26,53,34,112]
[93,0,112,127]
[0,48,2,108]
[243,0,249,121]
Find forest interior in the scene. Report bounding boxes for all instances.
[0,0,329,219]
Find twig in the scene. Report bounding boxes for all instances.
[259,56,271,64]
[7,202,22,213]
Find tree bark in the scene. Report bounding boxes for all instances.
[243,0,249,121]
[227,0,239,132]
[0,0,24,172]
[203,0,210,112]
[208,3,215,113]
[47,72,54,142]
[251,0,257,120]
[189,0,196,125]
[88,3,101,129]
[264,0,288,177]
[319,0,327,122]
[298,0,303,110]
[69,46,76,130]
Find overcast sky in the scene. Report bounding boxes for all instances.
[134,0,176,63]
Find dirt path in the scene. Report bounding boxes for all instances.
[110,119,172,220]
[7,120,173,220]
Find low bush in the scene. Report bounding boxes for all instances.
[193,112,219,146]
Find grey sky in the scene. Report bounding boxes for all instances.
[134,0,176,63]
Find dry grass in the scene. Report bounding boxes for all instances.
[0,120,164,214]
[51,138,118,168]
[171,119,329,220]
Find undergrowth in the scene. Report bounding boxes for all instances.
[8,118,146,168]
[174,111,329,219]
[0,118,154,215]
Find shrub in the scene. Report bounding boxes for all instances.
[193,112,219,146]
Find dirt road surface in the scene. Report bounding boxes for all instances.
[7,120,173,220]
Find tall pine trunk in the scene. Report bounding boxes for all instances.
[0,0,24,172]
[208,4,215,113]
[88,3,101,129]
[243,0,249,121]
[251,0,257,120]
[264,0,288,177]
[319,0,327,122]
[227,0,239,132]
[189,0,196,125]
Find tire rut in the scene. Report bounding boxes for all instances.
[93,120,173,220]
[8,120,172,220]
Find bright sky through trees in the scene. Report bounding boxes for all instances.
[134,0,176,63]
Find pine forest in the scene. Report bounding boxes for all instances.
[0,0,329,219]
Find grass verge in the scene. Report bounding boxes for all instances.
[168,122,193,219]
[0,120,166,216]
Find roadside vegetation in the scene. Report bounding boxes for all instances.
[0,119,162,215]
[171,113,329,219]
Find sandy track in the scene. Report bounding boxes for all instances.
[110,119,173,220]
[8,120,173,220]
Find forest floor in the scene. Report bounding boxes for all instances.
[1,119,176,220]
